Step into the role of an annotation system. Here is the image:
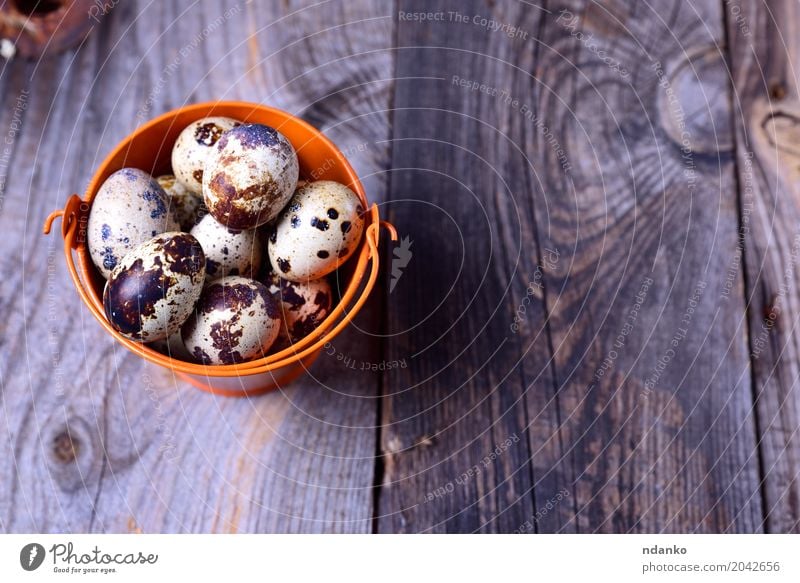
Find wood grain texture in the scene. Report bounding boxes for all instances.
[376,0,576,533]
[376,0,766,533]
[1,0,799,534]
[725,0,800,533]
[0,0,394,533]
[530,0,763,532]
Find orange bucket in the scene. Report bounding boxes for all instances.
[43,101,396,397]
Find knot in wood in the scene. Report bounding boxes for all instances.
[657,46,732,154]
[52,431,79,463]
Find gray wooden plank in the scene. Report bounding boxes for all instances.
[531,0,762,532]
[376,0,570,533]
[0,0,394,533]
[725,0,800,533]
[377,0,764,533]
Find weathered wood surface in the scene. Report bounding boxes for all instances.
[0,0,393,533]
[0,0,798,533]
[378,0,764,533]
[377,0,568,533]
[532,0,763,533]
[726,0,800,533]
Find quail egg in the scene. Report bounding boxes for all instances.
[203,123,299,230]
[262,271,333,352]
[190,214,263,281]
[103,232,206,342]
[171,116,240,193]
[182,276,280,365]
[88,168,180,279]
[156,174,205,230]
[268,181,365,281]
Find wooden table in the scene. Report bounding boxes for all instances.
[1,0,799,534]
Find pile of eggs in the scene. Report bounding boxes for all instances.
[87,117,365,365]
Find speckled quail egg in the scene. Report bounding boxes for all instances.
[103,232,206,342]
[268,181,365,281]
[203,123,299,230]
[156,174,205,231]
[182,276,280,365]
[262,271,333,352]
[171,116,241,193]
[190,214,263,281]
[88,168,180,279]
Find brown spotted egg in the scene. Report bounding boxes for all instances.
[171,116,241,193]
[268,181,365,281]
[202,124,299,230]
[182,276,280,365]
[88,168,180,279]
[103,232,206,342]
[262,271,333,352]
[156,174,205,231]
[190,214,263,281]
